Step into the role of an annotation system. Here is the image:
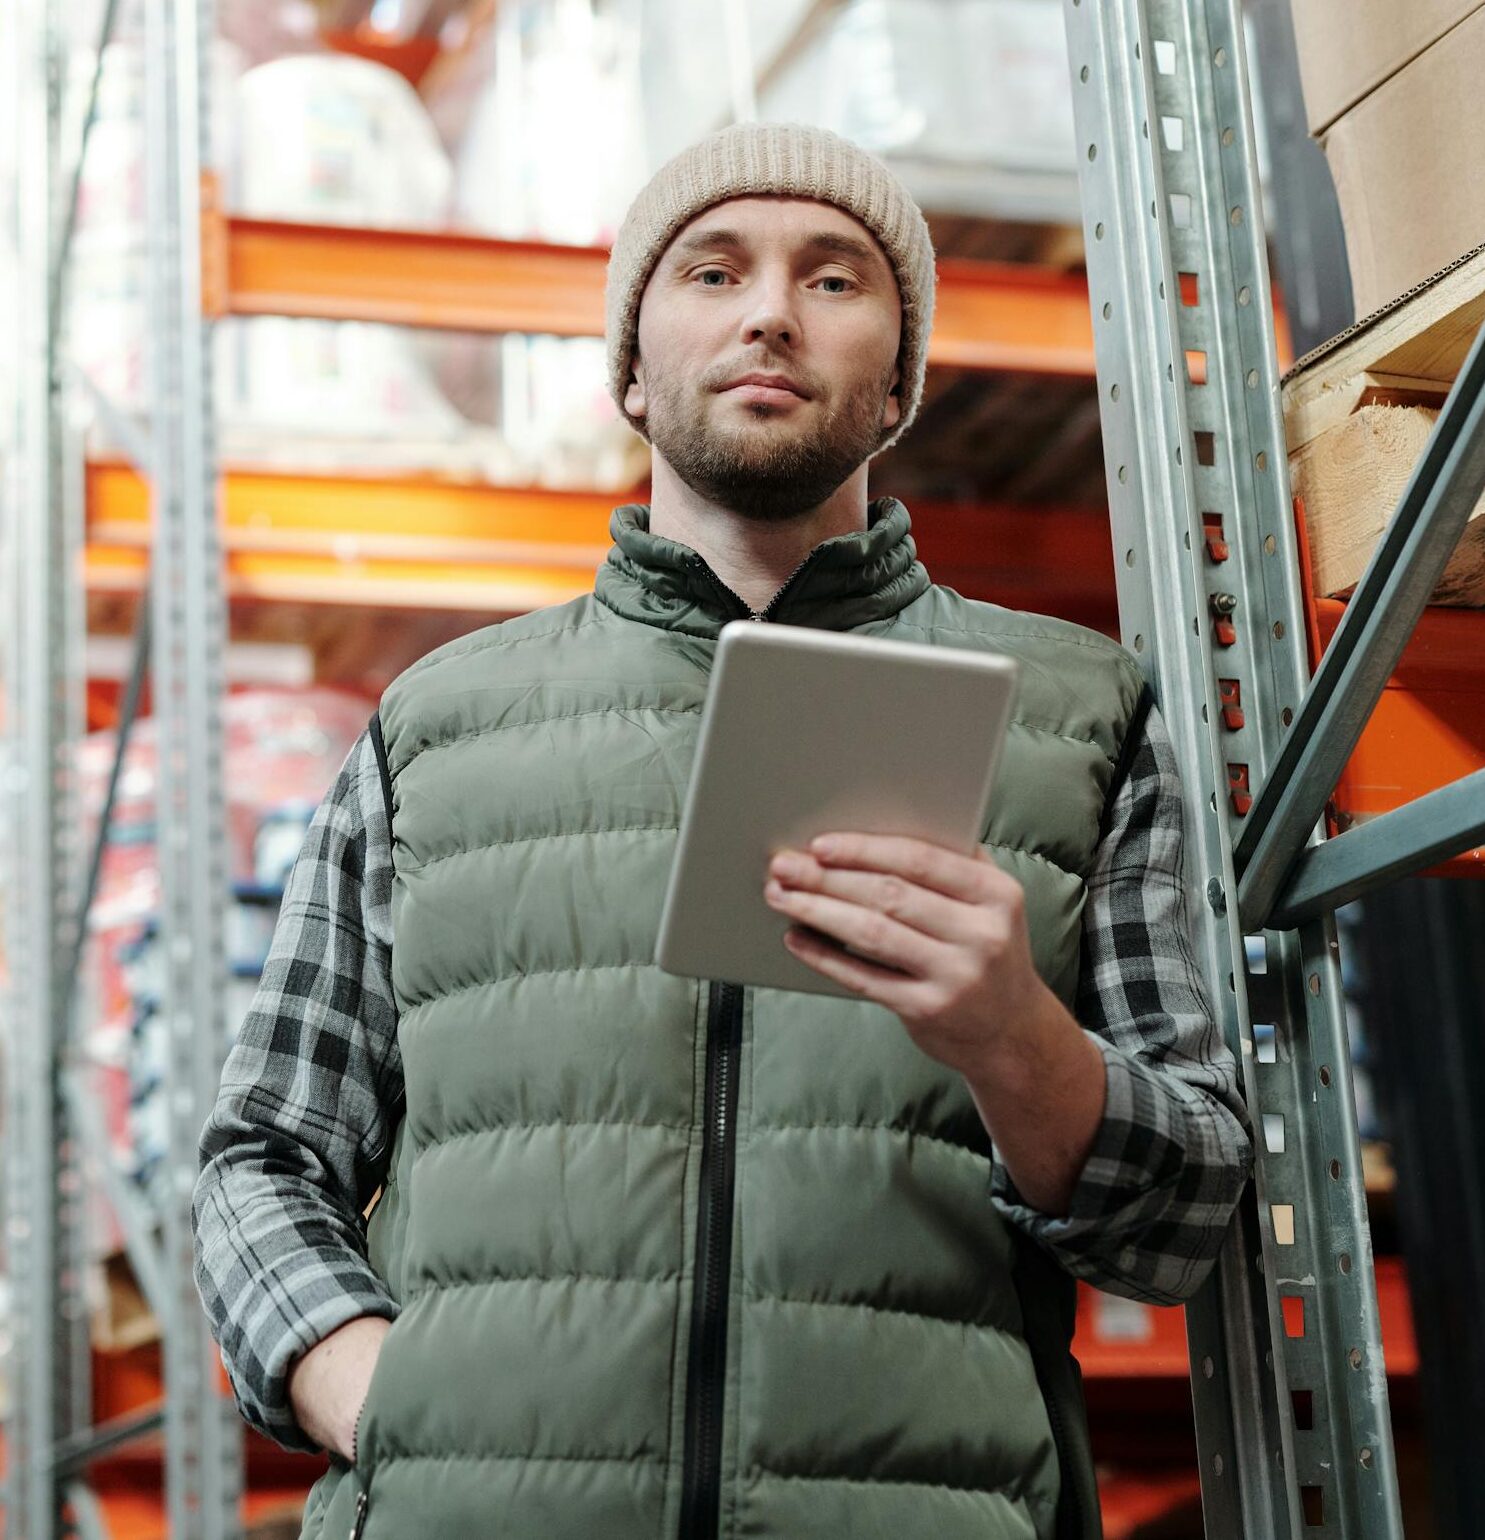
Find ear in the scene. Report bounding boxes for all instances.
[881,364,902,431]
[624,354,648,421]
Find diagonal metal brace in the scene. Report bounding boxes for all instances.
[1270,769,1485,929]
[1236,319,1485,931]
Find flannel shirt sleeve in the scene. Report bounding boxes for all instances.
[990,701,1253,1304]
[192,726,405,1453]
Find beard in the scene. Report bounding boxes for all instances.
[640,353,896,522]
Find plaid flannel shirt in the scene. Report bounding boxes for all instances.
[194,701,1252,1453]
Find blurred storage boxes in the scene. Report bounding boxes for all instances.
[1293,0,1485,319]
[78,688,370,1236]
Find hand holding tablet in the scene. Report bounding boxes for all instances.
[655,622,1019,998]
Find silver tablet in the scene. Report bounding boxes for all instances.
[655,621,1019,998]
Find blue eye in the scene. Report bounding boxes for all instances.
[818,275,853,294]
[698,269,728,286]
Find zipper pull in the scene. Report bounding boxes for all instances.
[349,1485,369,1540]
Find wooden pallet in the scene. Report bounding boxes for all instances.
[1282,245,1485,606]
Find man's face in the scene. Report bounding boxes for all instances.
[624,196,904,521]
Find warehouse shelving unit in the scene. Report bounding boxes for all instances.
[3,0,1483,1536]
[1065,2,1485,1538]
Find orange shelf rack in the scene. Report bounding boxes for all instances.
[203,203,1292,373]
[83,460,1119,621]
[1311,599,1485,876]
[1074,1255,1418,1380]
[204,206,1104,375]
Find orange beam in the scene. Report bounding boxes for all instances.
[932,258,1095,376]
[213,217,612,338]
[84,461,1115,615]
[209,213,1098,373]
[209,213,1294,375]
[1074,1256,1417,1380]
[1312,598,1485,878]
[86,460,616,613]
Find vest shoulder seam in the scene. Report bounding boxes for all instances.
[1008,718,1118,757]
[982,839,1077,878]
[400,822,676,876]
[746,1290,1015,1335]
[371,1450,666,1467]
[406,1272,681,1302]
[415,1119,691,1152]
[393,605,602,685]
[745,1465,1034,1499]
[394,704,701,767]
[398,834,1069,891]
[400,961,652,1010]
[749,1120,987,1156]
[892,616,1126,656]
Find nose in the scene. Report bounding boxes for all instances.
[739,265,799,351]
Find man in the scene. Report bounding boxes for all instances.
[195,123,1251,1540]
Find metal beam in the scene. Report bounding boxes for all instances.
[1269,770,1485,929]
[1236,320,1485,930]
[55,1407,168,1478]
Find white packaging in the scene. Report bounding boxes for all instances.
[219,315,470,437]
[232,53,452,229]
[222,54,465,439]
[450,0,646,246]
[761,0,1074,169]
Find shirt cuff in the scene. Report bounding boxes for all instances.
[990,1035,1249,1302]
[218,1249,400,1454]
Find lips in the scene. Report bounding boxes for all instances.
[720,372,810,399]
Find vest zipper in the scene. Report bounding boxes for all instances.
[674,547,816,1537]
[687,549,823,624]
[348,1480,369,1540]
[678,980,745,1540]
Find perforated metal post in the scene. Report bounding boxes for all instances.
[1062,0,1402,1534]
[2,4,77,1535]
[142,0,244,1532]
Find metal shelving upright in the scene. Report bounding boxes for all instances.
[1,0,243,1535]
[1063,0,1485,1535]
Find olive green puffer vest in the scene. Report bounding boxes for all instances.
[298,499,1143,1540]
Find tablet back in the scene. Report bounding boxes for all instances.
[655,621,1019,998]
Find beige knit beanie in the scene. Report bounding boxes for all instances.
[605,122,936,452]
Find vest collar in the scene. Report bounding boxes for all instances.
[594,498,932,638]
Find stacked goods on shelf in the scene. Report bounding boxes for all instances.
[423,0,648,490]
[1291,0,1485,319]
[77,689,370,1258]
[1284,246,1485,605]
[447,0,644,246]
[224,52,477,459]
[755,0,1079,216]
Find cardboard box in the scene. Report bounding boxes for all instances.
[1322,6,1485,317]
[1291,0,1481,135]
